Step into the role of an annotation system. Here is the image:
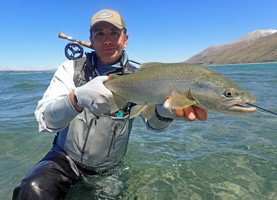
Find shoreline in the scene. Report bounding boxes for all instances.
[207,61,277,67]
[0,69,55,74]
[1,61,277,74]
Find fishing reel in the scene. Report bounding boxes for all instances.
[64,42,84,60]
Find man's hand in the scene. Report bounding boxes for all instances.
[174,106,207,121]
[156,104,207,122]
[71,76,114,115]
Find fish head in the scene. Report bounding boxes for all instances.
[219,86,256,113]
[190,75,256,113]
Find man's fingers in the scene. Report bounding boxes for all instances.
[194,106,207,121]
[175,109,184,118]
[175,107,196,121]
[174,106,207,121]
[184,106,196,121]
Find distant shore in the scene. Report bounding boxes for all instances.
[1,61,277,74]
[207,61,277,67]
[184,61,277,66]
[0,69,56,74]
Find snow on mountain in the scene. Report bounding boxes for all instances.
[233,29,277,43]
[185,29,277,64]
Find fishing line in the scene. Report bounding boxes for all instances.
[246,103,277,117]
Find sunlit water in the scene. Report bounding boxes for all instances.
[0,63,276,200]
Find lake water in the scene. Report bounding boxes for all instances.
[0,63,276,199]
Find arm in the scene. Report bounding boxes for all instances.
[35,60,78,132]
[144,105,174,131]
[35,64,113,132]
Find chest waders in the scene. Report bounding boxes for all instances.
[56,52,138,172]
[12,52,139,200]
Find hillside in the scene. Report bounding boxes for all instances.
[185,30,277,64]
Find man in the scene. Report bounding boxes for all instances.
[13,9,207,199]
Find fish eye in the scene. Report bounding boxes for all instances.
[224,90,233,98]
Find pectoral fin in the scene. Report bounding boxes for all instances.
[140,105,156,119]
[129,105,148,119]
[129,104,156,119]
[109,94,129,113]
[163,91,196,109]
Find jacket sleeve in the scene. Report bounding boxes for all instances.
[34,60,78,132]
[143,105,173,132]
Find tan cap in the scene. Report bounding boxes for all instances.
[90,9,126,30]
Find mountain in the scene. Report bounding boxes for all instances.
[232,29,277,43]
[185,29,277,64]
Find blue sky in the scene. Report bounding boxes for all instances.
[0,0,276,70]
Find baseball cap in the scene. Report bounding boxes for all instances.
[90,9,126,30]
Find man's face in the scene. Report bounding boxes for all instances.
[90,22,128,65]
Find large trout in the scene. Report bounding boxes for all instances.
[105,62,256,118]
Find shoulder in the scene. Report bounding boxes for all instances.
[73,57,87,69]
[54,60,75,78]
[124,61,140,74]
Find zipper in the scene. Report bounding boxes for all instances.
[81,119,94,163]
[107,125,118,158]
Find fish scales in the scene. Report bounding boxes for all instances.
[106,63,204,102]
[105,62,256,116]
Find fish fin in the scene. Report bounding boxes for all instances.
[109,99,120,114]
[129,105,148,119]
[140,105,156,119]
[111,94,129,112]
[164,91,196,109]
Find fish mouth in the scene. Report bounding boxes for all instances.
[228,104,256,112]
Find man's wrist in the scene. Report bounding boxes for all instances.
[155,107,173,122]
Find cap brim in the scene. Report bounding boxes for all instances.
[91,21,124,30]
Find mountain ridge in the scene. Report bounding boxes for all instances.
[185,29,277,64]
